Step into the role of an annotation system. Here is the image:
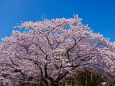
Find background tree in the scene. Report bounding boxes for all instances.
[0,15,115,86]
[77,71,104,86]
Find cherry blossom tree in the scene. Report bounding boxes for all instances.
[0,15,115,86]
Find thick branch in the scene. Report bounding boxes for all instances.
[55,71,69,82]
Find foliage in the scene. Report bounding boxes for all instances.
[77,71,104,86]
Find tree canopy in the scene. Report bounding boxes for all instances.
[0,15,115,86]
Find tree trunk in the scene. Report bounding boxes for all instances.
[51,82,59,86]
[53,83,58,86]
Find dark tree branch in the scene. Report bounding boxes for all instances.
[9,57,18,67]
[66,38,76,60]
[55,71,69,82]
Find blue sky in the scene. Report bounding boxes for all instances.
[0,0,115,42]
